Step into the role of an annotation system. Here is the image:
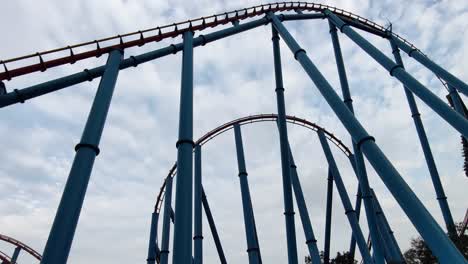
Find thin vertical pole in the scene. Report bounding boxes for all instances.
[147,212,159,264]
[271,25,299,264]
[288,146,321,263]
[40,49,123,264]
[389,37,457,236]
[391,35,468,97]
[11,247,20,263]
[159,177,174,264]
[234,124,261,264]
[323,167,333,264]
[317,130,373,263]
[202,189,228,264]
[328,21,386,263]
[172,30,194,264]
[194,145,203,264]
[269,12,465,263]
[325,10,468,138]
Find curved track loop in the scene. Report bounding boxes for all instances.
[0,250,11,264]
[0,1,426,82]
[0,233,42,261]
[153,113,352,213]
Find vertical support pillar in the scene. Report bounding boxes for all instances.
[317,130,373,263]
[269,12,465,263]
[348,155,363,260]
[234,124,261,264]
[288,146,321,263]
[147,212,159,264]
[40,49,123,264]
[159,177,174,264]
[389,37,457,236]
[328,21,386,263]
[271,25,299,264]
[202,190,227,264]
[11,247,20,264]
[323,167,333,264]
[172,30,194,264]
[194,145,203,264]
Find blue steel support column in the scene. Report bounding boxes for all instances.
[447,84,466,117]
[172,31,194,264]
[194,145,203,264]
[325,10,468,138]
[323,167,333,264]
[391,35,468,97]
[40,49,122,264]
[11,247,20,264]
[202,190,228,264]
[328,21,386,264]
[287,146,321,263]
[159,176,174,264]
[271,25,299,264]
[269,12,466,263]
[389,37,457,236]
[317,130,373,263]
[348,154,363,260]
[233,124,261,264]
[147,212,159,264]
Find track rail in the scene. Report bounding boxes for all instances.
[0,250,11,264]
[0,1,421,82]
[0,233,42,261]
[153,113,352,213]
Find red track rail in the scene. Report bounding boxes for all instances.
[0,1,420,82]
[0,233,42,261]
[153,114,352,213]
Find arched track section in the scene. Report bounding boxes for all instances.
[0,250,11,264]
[0,233,42,261]
[153,113,352,213]
[0,2,430,82]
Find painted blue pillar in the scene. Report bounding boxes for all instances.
[348,154,363,260]
[391,35,468,97]
[172,30,194,264]
[271,25,299,264]
[202,190,227,264]
[447,84,466,117]
[325,10,468,138]
[194,145,203,264]
[317,130,373,263]
[234,124,261,264]
[40,49,123,264]
[323,167,333,264]
[389,37,457,236]
[269,12,465,263]
[287,146,321,263]
[159,176,174,264]
[11,247,20,264]
[328,21,386,264]
[147,212,159,264]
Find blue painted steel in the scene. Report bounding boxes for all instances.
[317,130,373,263]
[391,35,468,97]
[11,247,20,263]
[323,168,333,264]
[348,155,362,259]
[172,31,194,264]
[325,10,468,138]
[269,13,466,263]
[271,26,299,264]
[0,17,269,108]
[147,212,159,264]
[370,189,404,262]
[328,21,386,264]
[287,146,321,263]
[234,124,261,264]
[159,176,174,264]
[40,49,122,264]
[389,38,457,236]
[447,84,466,118]
[202,189,228,264]
[194,145,203,264]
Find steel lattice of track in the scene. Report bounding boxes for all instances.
[1,2,467,264]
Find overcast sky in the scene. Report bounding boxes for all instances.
[0,0,467,263]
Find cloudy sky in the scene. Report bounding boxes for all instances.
[0,0,467,263]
